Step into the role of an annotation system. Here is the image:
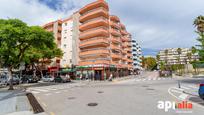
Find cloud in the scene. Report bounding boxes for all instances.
[0,0,204,56]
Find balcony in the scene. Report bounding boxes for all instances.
[79,37,109,48]
[111,44,121,51]
[80,7,109,22]
[80,27,109,40]
[79,0,109,14]
[122,50,127,54]
[110,29,121,37]
[111,37,121,44]
[111,53,121,59]
[110,15,120,22]
[121,30,128,35]
[120,23,126,29]
[110,21,120,30]
[79,59,110,66]
[80,17,109,31]
[79,48,109,57]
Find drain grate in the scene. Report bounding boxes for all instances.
[87,103,98,107]
[146,88,155,90]
[26,93,44,114]
[97,91,104,94]
[68,97,76,100]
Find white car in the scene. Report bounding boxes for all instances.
[42,75,54,82]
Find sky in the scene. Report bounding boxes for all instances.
[0,0,204,56]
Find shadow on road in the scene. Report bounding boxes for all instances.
[188,96,204,106]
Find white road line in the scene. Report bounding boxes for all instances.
[29,88,49,92]
[187,85,198,89]
[31,91,40,94]
[153,78,156,80]
[171,89,183,93]
[143,79,146,81]
[179,94,188,100]
[55,92,61,94]
[181,86,190,90]
[158,78,161,80]
[45,93,52,96]
[168,87,183,101]
[148,78,151,80]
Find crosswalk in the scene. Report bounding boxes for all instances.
[26,83,86,95]
[135,77,173,82]
[169,84,199,101]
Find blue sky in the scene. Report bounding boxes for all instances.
[1,0,204,56]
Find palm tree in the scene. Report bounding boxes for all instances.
[194,15,204,33]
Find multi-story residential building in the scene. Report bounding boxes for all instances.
[157,48,199,65]
[43,13,80,71]
[78,0,133,80]
[42,0,134,79]
[132,40,142,70]
[42,20,62,72]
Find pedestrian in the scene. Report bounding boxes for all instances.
[108,73,113,81]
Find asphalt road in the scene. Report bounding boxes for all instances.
[27,76,204,115]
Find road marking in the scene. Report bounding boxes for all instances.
[173,87,184,91]
[42,102,47,107]
[179,94,188,100]
[181,86,190,90]
[55,91,61,94]
[153,78,156,80]
[30,88,49,92]
[187,85,198,89]
[45,93,52,96]
[143,79,146,81]
[50,112,55,115]
[158,78,161,80]
[31,91,40,94]
[148,78,151,80]
[168,87,183,101]
[171,89,183,93]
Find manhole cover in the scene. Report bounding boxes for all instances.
[146,88,155,90]
[97,91,104,93]
[142,85,149,87]
[68,97,76,100]
[87,103,98,107]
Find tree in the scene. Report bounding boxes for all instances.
[142,57,157,70]
[0,19,62,90]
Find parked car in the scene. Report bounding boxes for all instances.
[0,75,8,86]
[11,75,20,85]
[42,75,54,82]
[199,82,204,100]
[54,75,71,83]
[21,75,38,83]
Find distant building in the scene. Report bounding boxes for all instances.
[132,40,142,70]
[157,48,199,65]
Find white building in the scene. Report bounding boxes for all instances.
[132,40,142,70]
[60,13,80,68]
[158,48,199,65]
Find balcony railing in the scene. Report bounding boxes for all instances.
[80,37,109,44]
[81,7,108,16]
[81,16,108,25]
[81,26,108,34]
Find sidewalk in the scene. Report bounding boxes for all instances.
[0,89,33,115]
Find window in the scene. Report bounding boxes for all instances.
[64,44,67,48]
[65,23,67,26]
[64,37,66,39]
[64,30,67,33]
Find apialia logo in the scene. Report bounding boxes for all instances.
[157,101,193,113]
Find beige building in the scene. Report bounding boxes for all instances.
[158,48,199,65]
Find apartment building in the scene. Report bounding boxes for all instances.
[43,20,62,71]
[158,48,199,65]
[43,13,80,70]
[43,0,134,79]
[132,40,142,70]
[78,0,133,80]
